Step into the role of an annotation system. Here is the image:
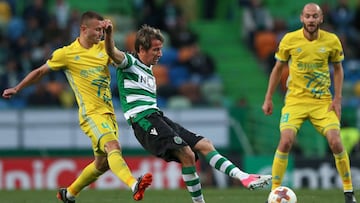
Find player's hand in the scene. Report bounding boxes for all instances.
[2,87,17,99]
[102,19,113,35]
[262,99,273,115]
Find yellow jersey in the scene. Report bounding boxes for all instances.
[275,28,344,102]
[46,38,114,118]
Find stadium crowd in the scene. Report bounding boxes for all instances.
[2,0,360,109]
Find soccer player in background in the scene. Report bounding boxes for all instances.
[2,11,152,203]
[102,20,272,203]
[262,3,357,203]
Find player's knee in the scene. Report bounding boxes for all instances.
[200,138,213,146]
[104,140,121,153]
[194,138,215,154]
[183,148,196,160]
[279,136,294,151]
[328,138,343,153]
[176,147,196,165]
[326,131,343,153]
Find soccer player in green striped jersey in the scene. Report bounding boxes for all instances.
[103,20,271,203]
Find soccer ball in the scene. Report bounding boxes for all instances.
[267,186,297,203]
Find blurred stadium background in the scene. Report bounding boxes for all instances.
[0,0,359,192]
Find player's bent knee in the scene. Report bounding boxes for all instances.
[176,147,196,165]
[195,138,215,153]
[99,134,120,153]
[200,137,213,145]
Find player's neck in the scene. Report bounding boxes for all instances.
[78,37,94,49]
[137,55,151,67]
[303,30,319,41]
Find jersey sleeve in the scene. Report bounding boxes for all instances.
[329,34,344,63]
[275,34,290,62]
[118,52,133,69]
[46,47,67,71]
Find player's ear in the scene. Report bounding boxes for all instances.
[320,14,324,23]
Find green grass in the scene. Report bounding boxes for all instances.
[0,188,357,203]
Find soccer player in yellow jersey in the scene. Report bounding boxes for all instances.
[2,11,152,202]
[262,3,357,203]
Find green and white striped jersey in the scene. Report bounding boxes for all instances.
[116,53,159,123]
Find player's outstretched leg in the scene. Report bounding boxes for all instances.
[204,150,272,190]
[133,173,153,201]
[241,174,272,190]
[57,188,75,203]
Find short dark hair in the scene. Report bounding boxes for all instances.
[80,11,104,26]
[135,25,164,53]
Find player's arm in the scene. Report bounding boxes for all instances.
[103,19,125,65]
[262,60,287,115]
[330,62,344,119]
[2,64,50,99]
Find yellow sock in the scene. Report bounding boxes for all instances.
[334,151,353,192]
[68,162,103,196]
[271,150,288,190]
[108,149,137,188]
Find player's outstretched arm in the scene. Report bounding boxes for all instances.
[103,19,125,64]
[2,64,50,99]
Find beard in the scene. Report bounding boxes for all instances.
[303,23,319,34]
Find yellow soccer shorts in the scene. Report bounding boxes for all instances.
[80,113,119,156]
[280,100,340,135]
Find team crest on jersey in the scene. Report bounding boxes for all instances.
[173,136,183,144]
[97,52,104,58]
[318,47,326,53]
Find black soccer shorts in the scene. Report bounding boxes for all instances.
[131,111,204,162]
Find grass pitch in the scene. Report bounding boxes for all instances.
[0,188,357,203]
